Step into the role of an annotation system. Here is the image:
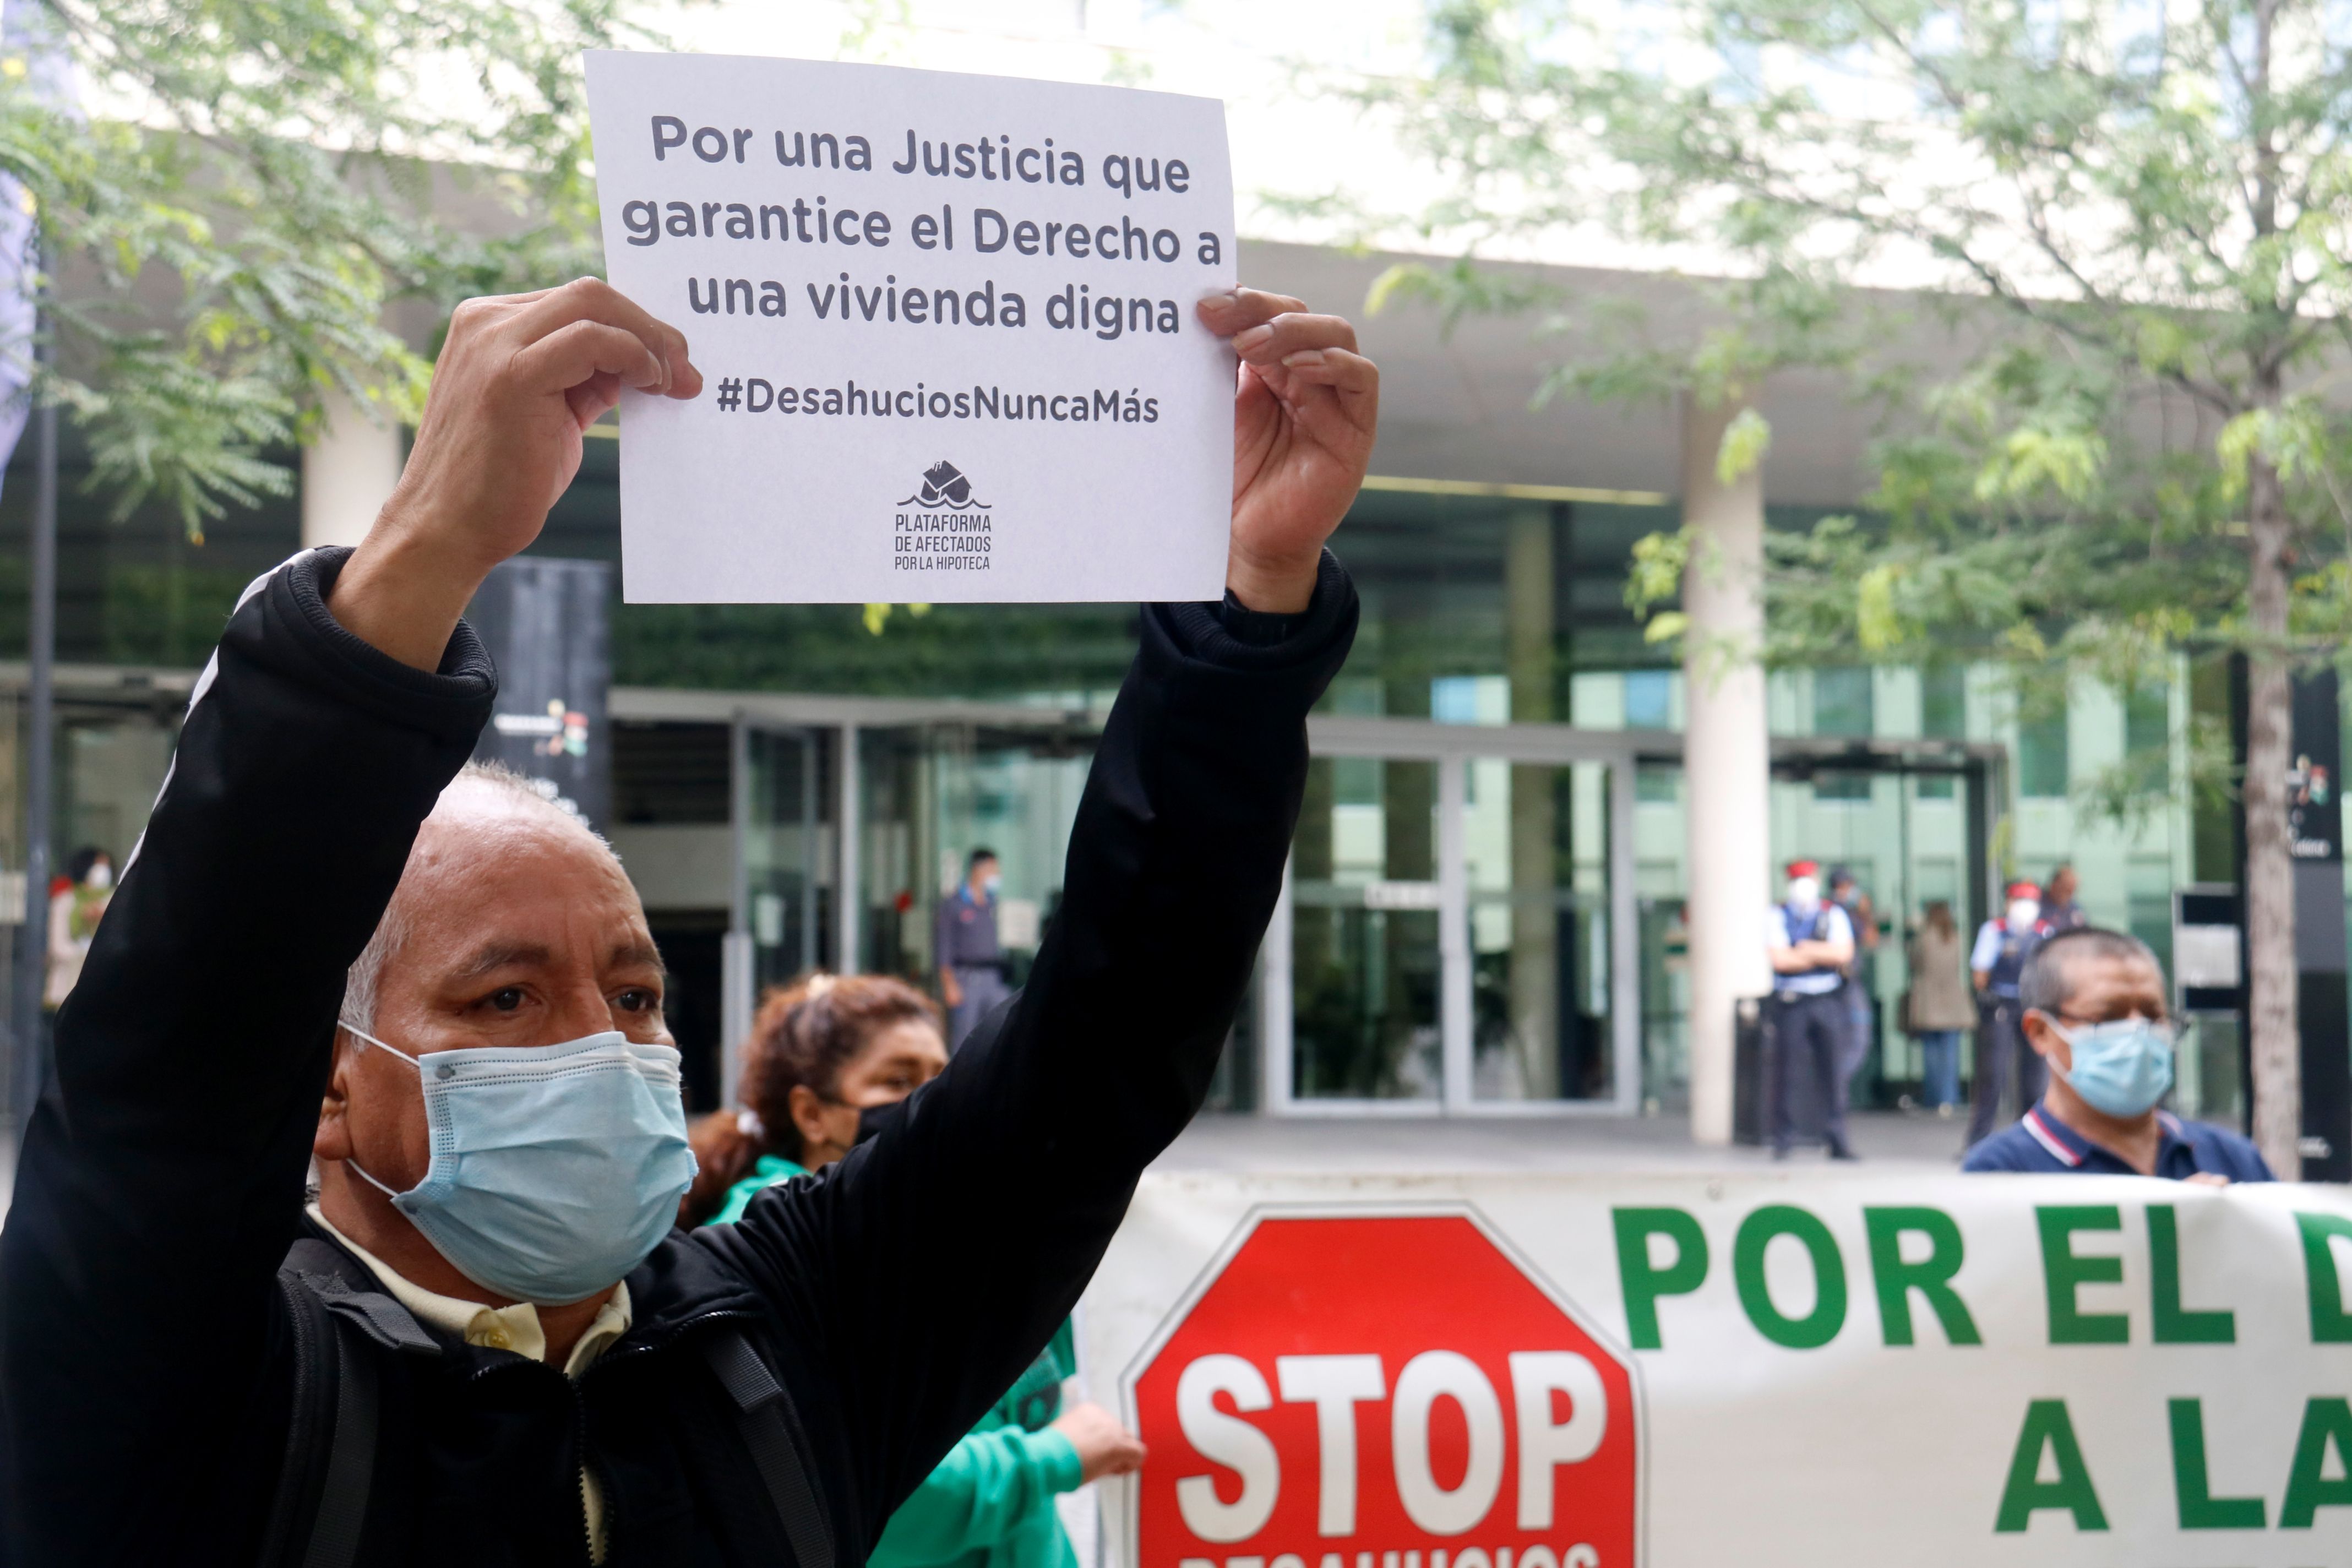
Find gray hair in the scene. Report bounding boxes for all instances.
[2019,927,2162,1016]
[341,760,619,1031]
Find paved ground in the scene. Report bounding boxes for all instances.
[1154,1107,1970,1174]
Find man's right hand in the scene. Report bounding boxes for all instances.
[1050,1402,1147,1484]
[329,279,701,670]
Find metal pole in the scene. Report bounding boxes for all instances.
[835,723,859,975]
[13,304,53,1136]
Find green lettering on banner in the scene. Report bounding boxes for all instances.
[2282,1397,2352,1528]
[1862,1206,1981,1347]
[1994,1398,2109,1533]
[2037,1206,2128,1344]
[1611,1207,1708,1351]
[2293,1211,2352,1342]
[1733,1205,1847,1349]
[2167,1398,2266,1529]
[2148,1206,2234,1344]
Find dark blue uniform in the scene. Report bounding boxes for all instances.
[1964,1101,2275,1179]
[1965,919,2045,1147]
[1767,903,1855,1157]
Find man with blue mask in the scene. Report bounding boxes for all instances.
[1963,927,2272,1180]
[0,277,1378,1565]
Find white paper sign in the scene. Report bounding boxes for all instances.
[584,52,1237,604]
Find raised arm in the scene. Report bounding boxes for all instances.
[701,290,1375,1546]
[0,278,697,1564]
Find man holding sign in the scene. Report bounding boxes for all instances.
[0,268,1373,1565]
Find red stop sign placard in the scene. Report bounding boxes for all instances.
[1124,1212,1641,1568]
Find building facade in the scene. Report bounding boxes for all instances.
[0,242,2241,1128]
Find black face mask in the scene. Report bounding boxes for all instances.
[855,1098,909,1148]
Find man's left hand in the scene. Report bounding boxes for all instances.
[1197,289,1379,613]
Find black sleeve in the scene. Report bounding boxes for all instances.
[697,552,1357,1553]
[0,548,493,1565]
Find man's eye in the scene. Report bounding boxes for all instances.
[489,987,525,1012]
[617,988,660,1012]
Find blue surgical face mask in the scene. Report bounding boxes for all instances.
[2045,1014,2175,1119]
[340,1021,697,1305]
[982,873,1001,897]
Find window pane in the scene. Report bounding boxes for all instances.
[1624,669,1672,729]
[1289,757,1441,1099]
[2126,680,2171,791]
[1814,667,1874,737]
[2019,707,2070,798]
[1921,665,1966,739]
[1466,760,1614,1102]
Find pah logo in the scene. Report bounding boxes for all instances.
[894,460,998,574]
[901,460,992,511]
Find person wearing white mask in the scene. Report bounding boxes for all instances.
[1765,858,1859,1159]
[1964,928,2271,1179]
[1966,879,2047,1146]
[42,845,113,1012]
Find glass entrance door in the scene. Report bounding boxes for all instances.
[1281,755,1443,1104]
[1263,738,1637,1115]
[1768,758,1990,1108]
[726,725,832,1102]
[1464,758,1618,1105]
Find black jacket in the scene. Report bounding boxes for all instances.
[0,546,1355,1566]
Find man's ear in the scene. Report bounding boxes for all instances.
[314,1033,357,1162]
[2020,1010,2068,1071]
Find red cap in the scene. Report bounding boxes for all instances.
[1785,859,1820,879]
[2006,880,2041,900]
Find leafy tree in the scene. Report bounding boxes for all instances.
[11,0,644,532]
[1355,0,2352,1173]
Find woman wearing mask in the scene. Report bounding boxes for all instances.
[1903,901,1976,1116]
[685,974,1146,1568]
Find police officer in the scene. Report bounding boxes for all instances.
[937,848,1009,1051]
[1765,859,1859,1159]
[1965,879,2046,1147]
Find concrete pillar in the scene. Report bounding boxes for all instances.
[300,388,404,549]
[1506,503,1561,1100]
[1680,394,1774,1145]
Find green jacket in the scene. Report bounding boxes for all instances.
[709,1157,1085,1568]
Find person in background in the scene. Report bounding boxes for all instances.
[1966,880,2046,1147]
[1765,859,1859,1161]
[1903,900,1976,1117]
[36,845,112,1108]
[1826,865,1879,1101]
[2039,863,2087,934]
[1964,927,2271,1179]
[43,845,111,1013]
[683,973,950,1219]
[685,973,1146,1568]
[938,847,1008,1052]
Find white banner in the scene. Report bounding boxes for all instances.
[585,52,1236,605]
[1079,1171,2352,1567]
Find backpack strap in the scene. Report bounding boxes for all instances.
[301,1303,381,1568]
[703,1328,837,1568]
[258,1236,438,1568]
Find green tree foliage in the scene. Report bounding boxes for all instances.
[12,0,645,532]
[1356,0,2346,1170]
